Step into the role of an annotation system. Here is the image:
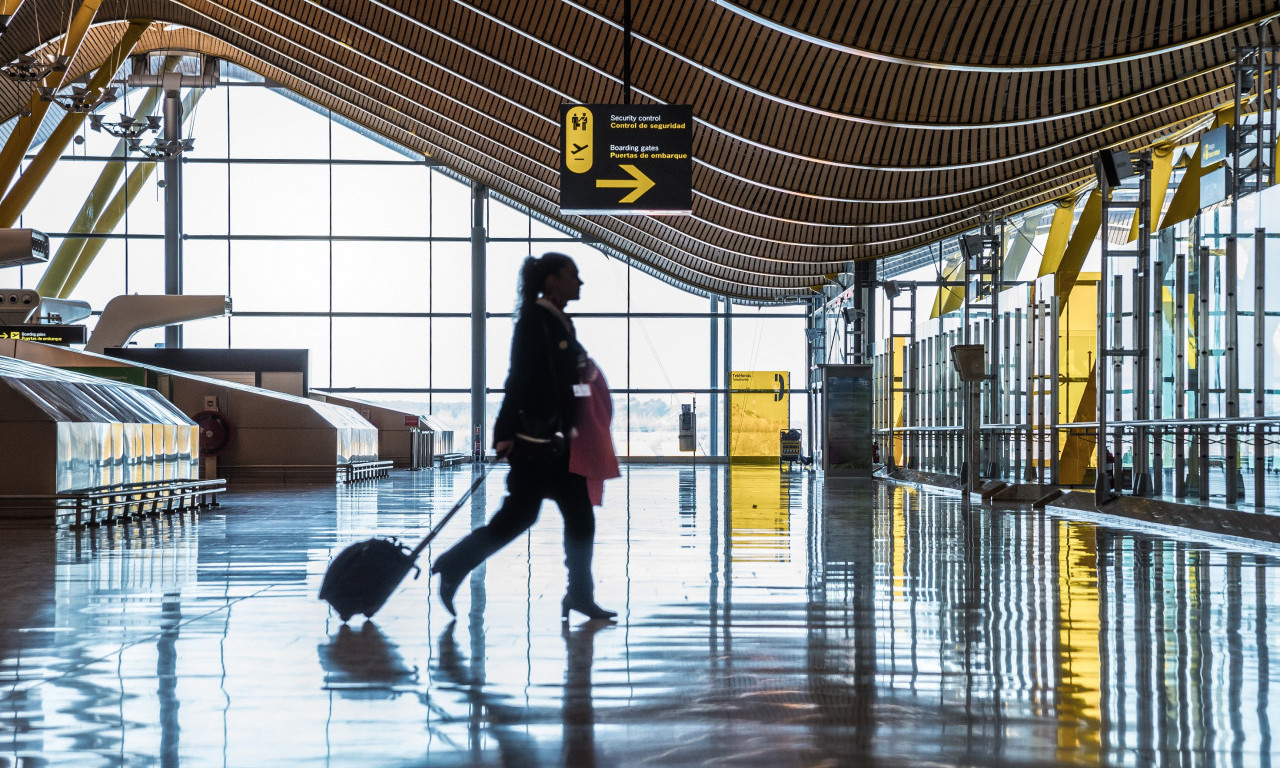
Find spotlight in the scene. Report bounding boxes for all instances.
[1095,149,1135,188]
[882,280,901,300]
[950,344,987,383]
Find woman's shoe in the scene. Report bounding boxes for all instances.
[561,596,617,621]
[432,565,462,617]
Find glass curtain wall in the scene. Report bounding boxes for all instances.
[839,154,1280,509]
[6,61,807,457]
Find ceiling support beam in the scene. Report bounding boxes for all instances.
[0,19,150,230]
[0,0,26,29]
[59,88,204,298]
[0,0,105,198]
[38,56,178,298]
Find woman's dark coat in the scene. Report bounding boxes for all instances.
[493,302,584,446]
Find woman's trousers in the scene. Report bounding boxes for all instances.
[432,457,598,602]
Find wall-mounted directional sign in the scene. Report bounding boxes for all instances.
[0,324,86,345]
[559,103,692,215]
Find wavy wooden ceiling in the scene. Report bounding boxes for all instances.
[0,0,1273,299]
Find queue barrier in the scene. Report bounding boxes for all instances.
[0,477,225,528]
[340,460,394,483]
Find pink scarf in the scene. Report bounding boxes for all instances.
[568,359,620,506]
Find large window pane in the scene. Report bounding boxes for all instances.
[184,162,230,235]
[184,240,230,296]
[332,164,430,238]
[182,315,230,348]
[430,172,471,238]
[627,263,710,312]
[125,239,166,296]
[186,83,229,159]
[574,318,628,389]
[628,318,712,390]
[67,240,127,308]
[331,123,411,162]
[229,316,331,387]
[229,240,330,312]
[487,194,531,239]
[486,316,516,391]
[229,164,330,235]
[429,242,472,313]
[228,87,332,160]
[486,241,531,316]
[430,318,472,389]
[332,317,430,389]
[332,241,429,313]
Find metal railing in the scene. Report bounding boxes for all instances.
[0,477,226,528]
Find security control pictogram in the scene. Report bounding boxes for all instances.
[559,103,692,215]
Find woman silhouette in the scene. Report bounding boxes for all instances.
[431,252,617,621]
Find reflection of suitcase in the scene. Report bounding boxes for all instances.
[779,428,802,463]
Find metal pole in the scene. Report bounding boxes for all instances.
[1154,228,1172,495]
[724,300,732,460]
[962,379,974,513]
[1175,240,1187,498]
[907,290,917,468]
[887,292,896,469]
[1255,229,1267,510]
[710,296,719,457]
[163,85,183,349]
[470,182,487,461]
[1225,235,1240,501]
[1112,273,1124,496]
[1095,176,1112,503]
[1197,245,1211,501]
[1133,155,1153,495]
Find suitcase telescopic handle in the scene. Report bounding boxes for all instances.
[409,460,494,559]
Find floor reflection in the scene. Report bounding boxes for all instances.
[0,466,1277,766]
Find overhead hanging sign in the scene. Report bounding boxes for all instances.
[559,103,693,215]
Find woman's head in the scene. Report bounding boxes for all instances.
[517,252,581,313]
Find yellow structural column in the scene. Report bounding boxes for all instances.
[57,161,155,297]
[1046,189,1104,485]
[0,0,105,196]
[0,20,151,229]
[38,56,178,298]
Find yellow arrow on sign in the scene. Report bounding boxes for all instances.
[596,164,654,203]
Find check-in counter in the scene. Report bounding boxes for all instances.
[310,395,456,469]
[0,356,198,501]
[1,340,379,483]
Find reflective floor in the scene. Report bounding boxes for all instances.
[2,464,1279,767]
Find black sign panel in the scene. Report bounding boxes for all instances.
[1200,125,1232,170]
[0,324,87,345]
[559,104,692,215]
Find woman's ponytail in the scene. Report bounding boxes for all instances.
[513,252,573,319]
[515,256,541,318]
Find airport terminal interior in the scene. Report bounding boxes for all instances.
[0,1,1279,766]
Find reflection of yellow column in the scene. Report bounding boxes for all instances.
[728,464,789,562]
[1056,521,1101,762]
[892,491,905,600]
